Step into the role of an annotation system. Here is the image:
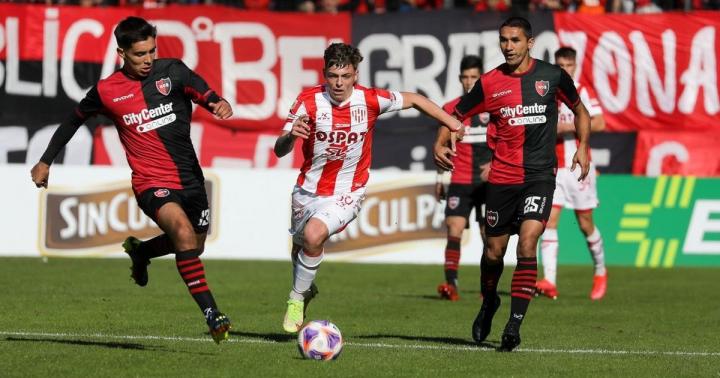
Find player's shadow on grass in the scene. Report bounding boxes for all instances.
[228,330,296,343]
[4,336,159,351]
[399,290,510,301]
[357,334,500,350]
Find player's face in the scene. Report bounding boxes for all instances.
[459,67,481,94]
[499,26,534,67]
[556,56,577,78]
[324,64,357,103]
[118,37,157,79]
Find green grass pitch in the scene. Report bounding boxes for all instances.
[1,257,718,377]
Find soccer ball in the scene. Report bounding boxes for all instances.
[297,320,343,361]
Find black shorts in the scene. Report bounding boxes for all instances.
[484,181,555,237]
[445,183,487,223]
[136,187,210,234]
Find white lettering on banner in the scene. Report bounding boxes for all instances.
[61,19,104,103]
[400,35,446,119]
[558,30,587,80]
[593,31,633,113]
[153,20,198,69]
[0,127,28,163]
[0,22,5,88]
[43,8,59,97]
[566,26,718,117]
[213,22,277,121]
[646,141,689,176]
[5,17,42,96]
[530,31,560,63]
[277,37,326,118]
[683,200,720,254]
[59,194,157,239]
[631,30,676,117]
[678,26,718,115]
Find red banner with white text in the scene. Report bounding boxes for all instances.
[554,12,720,132]
[633,130,720,176]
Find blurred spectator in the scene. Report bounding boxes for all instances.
[469,0,511,11]
[634,0,662,12]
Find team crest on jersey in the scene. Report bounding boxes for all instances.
[535,80,549,97]
[154,188,170,198]
[156,77,172,96]
[351,107,367,124]
[486,210,499,227]
[448,196,460,210]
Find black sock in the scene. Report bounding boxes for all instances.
[480,254,504,299]
[444,236,461,286]
[138,234,174,259]
[176,249,218,317]
[509,257,537,326]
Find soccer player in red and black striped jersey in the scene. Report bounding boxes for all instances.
[435,55,492,301]
[30,17,232,344]
[434,17,591,351]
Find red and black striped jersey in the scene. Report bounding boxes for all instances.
[454,59,580,185]
[75,59,219,194]
[442,97,492,185]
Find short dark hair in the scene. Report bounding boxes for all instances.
[460,55,482,72]
[500,16,533,39]
[114,17,157,50]
[324,43,364,70]
[555,47,577,61]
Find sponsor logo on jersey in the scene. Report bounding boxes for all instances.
[154,189,170,198]
[499,103,548,126]
[122,102,175,132]
[156,77,172,96]
[492,89,512,98]
[535,80,549,97]
[315,130,367,144]
[486,210,499,227]
[112,93,134,103]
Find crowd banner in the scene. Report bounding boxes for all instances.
[554,12,720,132]
[2,7,719,171]
[2,165,719,266]
[632,130,720,176]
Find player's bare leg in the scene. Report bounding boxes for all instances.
[537,206,561,299]
[438,216,466,301]
[156,203,230,344]
[472,233,507,344]
[499,220,543,352]
[284,218,328,333]
[576,210,607,300]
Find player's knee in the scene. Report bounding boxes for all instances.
[303,226,327,253]
[517,237,539,258]
[173,225,197,251]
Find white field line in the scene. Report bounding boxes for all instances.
[1,331,719,358]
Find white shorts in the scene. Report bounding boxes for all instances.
[289,185,365,246]
[552,164,599,211]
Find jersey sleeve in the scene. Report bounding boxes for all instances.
[579,86,603,117]
[173,60,222,106]
[282,96,308,132]
[454,79,486,121]
[557,69,581,109]
[40,86,103,165]
[376,89,404,114]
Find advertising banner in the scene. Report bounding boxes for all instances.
[631,130,720,176]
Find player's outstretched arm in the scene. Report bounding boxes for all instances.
[274,116,311,158]
[30,111,85,188]
[401,92,465,139]
[570,101,591,181]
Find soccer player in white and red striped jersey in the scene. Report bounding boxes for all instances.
[274,43,465,333]
[535,47,608,301]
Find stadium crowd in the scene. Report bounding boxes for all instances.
[1,0,717,14]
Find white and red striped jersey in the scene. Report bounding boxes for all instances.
[283,84,404,196]
[556,83,603,168]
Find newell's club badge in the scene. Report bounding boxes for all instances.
[156,77,172,96]
[486,210,499,227]
[535,80,549,97]
[448,196,460,210]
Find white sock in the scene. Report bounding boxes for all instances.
[540,228,558,285]
[290,250,323,300]
[586,227,606,276]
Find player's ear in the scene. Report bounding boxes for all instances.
[117,47,125,61]
[527,36,535,50]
